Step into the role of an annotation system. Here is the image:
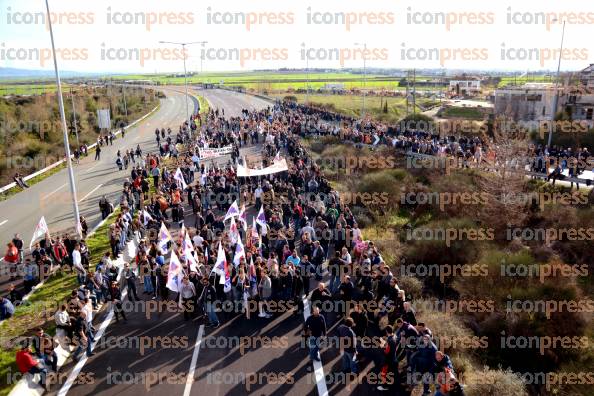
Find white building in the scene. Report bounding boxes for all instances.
[580,64,594,89]
[494,83,558,122]
[449,80,481,94]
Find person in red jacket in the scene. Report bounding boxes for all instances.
[52,238,68,268]
[16,340,48,390]
[4,242,19,280]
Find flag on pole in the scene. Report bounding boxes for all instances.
[229,217,239,244]
[238,204,247,231]
[158,222,172,254]
[185,249,199,273]
[174,168,188,190]
[213,242,226,279]
[166,251,183,292]
[223,259,231,293]
[233,238,245,267]
[256,206,267,236]
[247,217,260,249]
[183,231,194,253]
[223,200,240,222]
[273,151,282,162]
[29,216,50,250]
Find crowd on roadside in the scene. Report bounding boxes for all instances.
[8,101,469,395]
[84,103,465,396]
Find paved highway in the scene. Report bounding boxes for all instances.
[0,88,269,291]
[42,89,384,396]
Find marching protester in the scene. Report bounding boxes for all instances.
[4,100,475,396]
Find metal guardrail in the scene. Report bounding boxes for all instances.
[0,103,160,195]
[405,151,593,185]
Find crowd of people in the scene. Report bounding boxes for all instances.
[87,102,465,395]
[5,100,473,395]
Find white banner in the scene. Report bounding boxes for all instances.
[237,159,289,177]
[199,145,233,159]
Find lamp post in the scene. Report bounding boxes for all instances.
[45,0,81,235]
[354,42,367,117]
[70,88,79,147]
[159,41,205,134]
[548,20,566,148]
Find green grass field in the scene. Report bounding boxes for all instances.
[0,84,70,96]
[441,106,485,120]
[271,93,437,123]
[110,71,447,92]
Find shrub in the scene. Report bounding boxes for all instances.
[464,367,527,396]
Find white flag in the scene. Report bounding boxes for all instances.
[229,217,240,245]
[166,251,183,292]
[238,204,247,231]
[185,248,199,273]
[158,222,172,254]
[223,200,240,222]
[256,206,267,236]
[233,238,245,267]
[30,216,50,250]
[174,167,188,190]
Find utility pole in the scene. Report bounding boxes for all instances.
[122,86,128,120]
[354,42,367,117]
[412,69,417,115]
[306,52,310,105]
[548,20,566,148]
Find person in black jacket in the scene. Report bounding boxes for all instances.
[123,263,140,302]
[199,277,219,328]
[303,306,326,361]
[109,281,127,323]
[310,282,331,313]
[377,325,397,391]
[349,302,368,338]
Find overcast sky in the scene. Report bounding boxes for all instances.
[1,0,592,73]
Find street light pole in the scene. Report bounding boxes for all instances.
[122,86,128,120]
[548,20,566,148]
[160,41,206,136]
[354,42,367,117]
[45,0,81,235]
[70,88,80,147]
[306,53,310,105]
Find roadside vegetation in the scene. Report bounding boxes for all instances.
[0,204,125,396]
[304,135,594,396]
[0,86,159,186]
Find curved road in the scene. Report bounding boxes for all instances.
[0,88,270,286]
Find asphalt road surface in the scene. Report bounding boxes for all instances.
[0,88,269,292]
[5,88,387,396]
[41,89,388,396]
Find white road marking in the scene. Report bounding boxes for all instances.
[302,297,329,396]
[58,247,131,396]
[85,164,100,173]
[79,184,103,202]
[183,325,205,396]
[0,220,7,227]
[43,183,67,199]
